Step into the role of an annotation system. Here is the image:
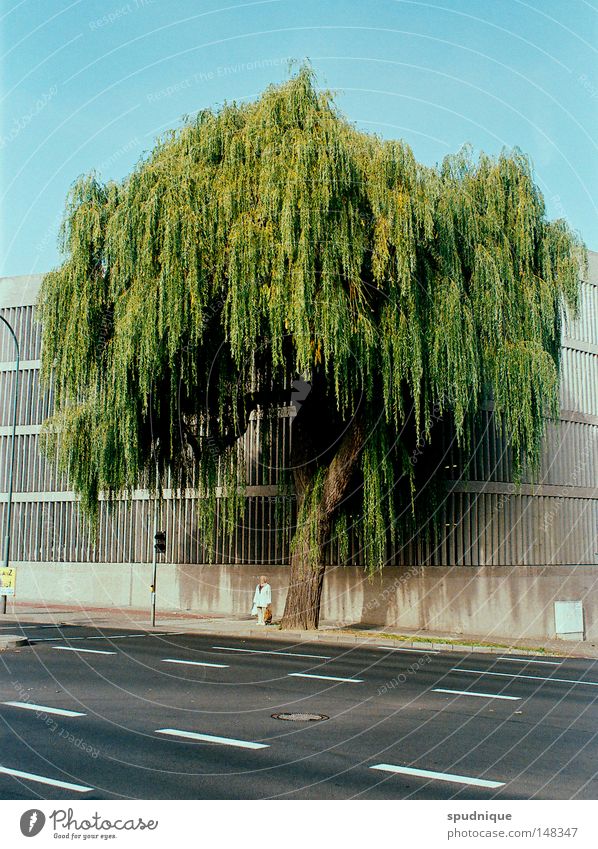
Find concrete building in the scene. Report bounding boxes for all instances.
[0,254,597,641]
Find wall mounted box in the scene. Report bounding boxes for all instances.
[554,600,584,641]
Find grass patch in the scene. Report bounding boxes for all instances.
[333,629,551,654]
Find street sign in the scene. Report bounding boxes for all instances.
[0,566,16,596]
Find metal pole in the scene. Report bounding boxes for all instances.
[0,316,19,614]
[150,493,158,627]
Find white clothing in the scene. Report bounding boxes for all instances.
[252,582,272,608]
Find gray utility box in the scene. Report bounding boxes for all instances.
[554,600,584,641]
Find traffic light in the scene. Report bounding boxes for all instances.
[154,531,166,554]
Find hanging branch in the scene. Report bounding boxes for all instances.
[38,66,584,590]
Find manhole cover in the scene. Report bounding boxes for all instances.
[272,713,328,722]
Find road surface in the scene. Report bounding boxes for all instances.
[0,622,596,800]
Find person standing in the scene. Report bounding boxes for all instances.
[251,575,272,625]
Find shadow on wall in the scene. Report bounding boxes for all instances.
[175,563,287,618]
[167,560,596,641]
[347,563,596,642]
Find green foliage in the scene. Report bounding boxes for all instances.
[39,66,584,570]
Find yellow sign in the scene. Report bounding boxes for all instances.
[0,567,16,596]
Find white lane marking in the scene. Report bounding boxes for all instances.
[378,646,439,654]
[52,646,116,655]
[2,701,86,717]
[0,765,93,792]
[35,632,179,643]
[432,688,521,701]
[84,634,146,640]
[155,729,268,749]
[496,657,561,665]
[213,645,332,659]
[453,668,598,687]
[0,624,68,630]
[288,672,363,683]
[162,658,229,668]
[370,763,504,788]
[156,631,188,635]
[31,637,87,642]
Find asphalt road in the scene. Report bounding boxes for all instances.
[0,621,596,800]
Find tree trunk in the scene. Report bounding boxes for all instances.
[281,412,365,630]
[279,513,328,630]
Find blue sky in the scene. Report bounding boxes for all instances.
[2,0,597,276]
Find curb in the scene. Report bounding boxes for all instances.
[1,613,592,658]
[194,625,575,658]
[0,634,28,650]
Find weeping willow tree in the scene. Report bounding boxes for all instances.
[39,67,584,629]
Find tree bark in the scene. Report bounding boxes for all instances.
[280,514,329,630]
[281,412,365,630]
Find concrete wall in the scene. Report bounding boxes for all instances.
[10,560,598,642]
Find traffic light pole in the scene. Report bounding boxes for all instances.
[0,316,19,615]
[150,495,159,627]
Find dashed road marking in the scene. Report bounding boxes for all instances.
[432,688,521,701]
[153,632,189,636]
[31,636,87,642]
[212,645,332,659]
[377,646,439,654]
[52,646,116,656]
[288,673,363,683]
[85,634,146,640]
[496,657,561,665]
[370,763,504,788]
[161,658,229,669]
[0,765,93,792]
[32,632,186,644]
[155,729,268,749]
[2,701,86,717]
[453,668,598,687]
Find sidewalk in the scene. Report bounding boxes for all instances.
[2,600,597,658]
